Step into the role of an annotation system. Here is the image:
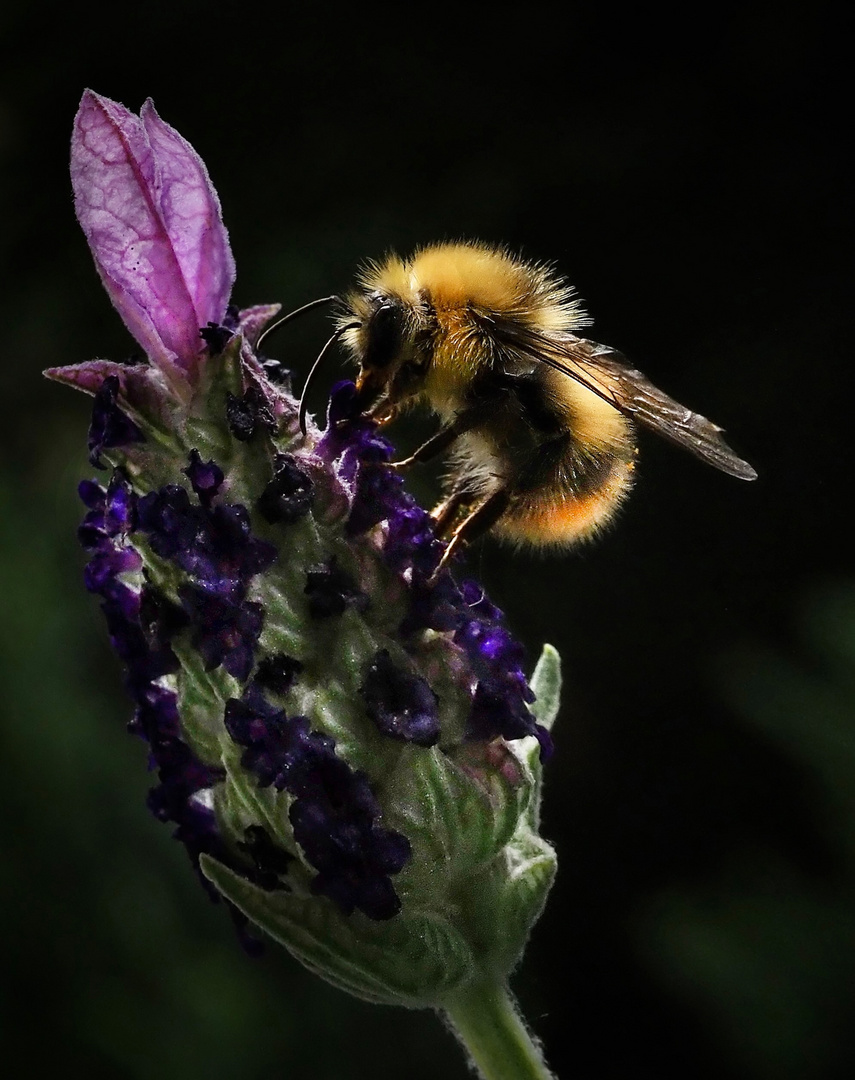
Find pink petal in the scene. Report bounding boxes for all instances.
[45,359,131,395]
[45,360,172,425]
[238,303,281,347]
[140,100,235,333]
[71,91,234,379]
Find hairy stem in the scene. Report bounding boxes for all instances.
[442,980,556,1080]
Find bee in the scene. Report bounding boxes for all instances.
[286,241,756,568]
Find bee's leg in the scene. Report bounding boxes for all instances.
[389,425,461,470]
[389,403,491,469]
[430,490,471,537]
[367,398,398,425]
[333,394,397,430]
[433,488,511,577]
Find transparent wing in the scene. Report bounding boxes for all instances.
[497,324,757,481]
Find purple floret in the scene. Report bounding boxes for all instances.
[256,453,315,525]
[226,385,275,442]
[254,653,304,695]
[78,477,132,550]
[83,545,143,592]
[292,792,411,920]
[181,586,264,682]
[382,503,444,577]
[223,688,310,791]
[289,755,412,920]
[469,683,554,759]
[304,557,366,619]
[136,484,198,559]
[183,449,225,507]
[197,503,278,587]
[400,574,466,636]
[77,474,138,553]
[88,375,144,468]
[346,463,405,538]
[454,613,552,756]
[317,381,396,484]
[359,649,441,747]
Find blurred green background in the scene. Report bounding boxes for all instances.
[1,3,852,1077]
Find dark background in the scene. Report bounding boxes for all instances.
[1,4,852,1078]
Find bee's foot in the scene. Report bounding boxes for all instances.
[387,455,417,470]
[426,537,463,583]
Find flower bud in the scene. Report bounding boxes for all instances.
[47,92,562,1011]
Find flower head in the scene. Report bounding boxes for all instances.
[46,92,561,1009]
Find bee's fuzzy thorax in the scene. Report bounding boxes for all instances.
[341,242,594,418]
[354,241,590,334]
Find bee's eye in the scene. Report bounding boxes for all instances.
[363,301,403,369]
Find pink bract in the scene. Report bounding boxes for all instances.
[71,90,236,381]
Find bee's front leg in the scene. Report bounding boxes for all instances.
[336,394,397,430]
[388,403,490,470]
[388,424,459,470]
[367,398,399,426]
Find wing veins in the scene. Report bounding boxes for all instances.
[493,321,757,481]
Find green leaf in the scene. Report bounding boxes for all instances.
[200,856,474,1007]
[528,644,562,731]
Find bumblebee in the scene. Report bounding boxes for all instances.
[291,241,756,566]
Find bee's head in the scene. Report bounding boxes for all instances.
[342,290,430,417]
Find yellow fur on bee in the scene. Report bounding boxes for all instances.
[359,241,589,334]
[544,368,634,454]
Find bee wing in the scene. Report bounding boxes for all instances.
[501,326,758,481]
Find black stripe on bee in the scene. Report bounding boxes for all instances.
[513,434,622,499]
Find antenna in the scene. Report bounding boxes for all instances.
[298,322,360,435]
[255,295,337,352]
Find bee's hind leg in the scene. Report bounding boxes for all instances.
[430,490,470,537]
[432,488,511,578]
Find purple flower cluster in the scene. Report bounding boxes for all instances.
[319,382,552,758]
[136,477,277,681]
[225,686,411,920]
[77,472,234,891]
[456,587,553,759]
[79,438,411,921]
[226,386,276,442]
[83,388,424,916]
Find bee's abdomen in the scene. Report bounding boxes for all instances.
[496,430,637,549]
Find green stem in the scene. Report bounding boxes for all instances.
[441,980,556,1080]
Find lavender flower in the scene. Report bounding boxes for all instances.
[47,91,563,1079]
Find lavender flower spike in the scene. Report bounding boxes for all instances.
[71,90,235,382]
[49,92,564,1080]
